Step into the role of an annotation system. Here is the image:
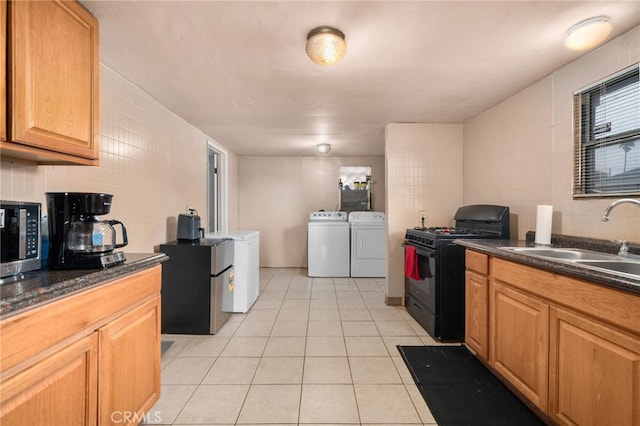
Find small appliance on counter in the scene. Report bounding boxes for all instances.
[0,201,41,278]
[177,208,204,241]
[46,192,128,270]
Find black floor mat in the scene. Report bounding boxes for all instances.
[398,345,545,426]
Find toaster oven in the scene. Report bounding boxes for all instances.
[1,201,41,278]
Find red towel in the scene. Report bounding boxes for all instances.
[404,246,421,280]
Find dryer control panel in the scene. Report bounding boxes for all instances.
[348,212,385,223]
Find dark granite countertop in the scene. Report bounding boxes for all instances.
[455,238,640,296]
[0,253,168,318]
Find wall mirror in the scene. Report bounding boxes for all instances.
[339,166,372,211]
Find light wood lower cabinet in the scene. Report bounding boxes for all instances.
[465,250,490,359]
[490,281,549,412]
[464,249,640,426]
[0,266,162,426]
[99,297,161,426]
[465,268,489,359]
[0,333,98,425]
[549,307,640,426]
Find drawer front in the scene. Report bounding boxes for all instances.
[466,250,488,275]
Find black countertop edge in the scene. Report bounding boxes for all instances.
[454,239,640,296]
[0,253,168,318]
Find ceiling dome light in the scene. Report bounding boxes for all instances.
[306,26,346,66]
[565,16,612,51]
[316,143,331,154]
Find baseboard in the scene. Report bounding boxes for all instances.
[385,295,403,306]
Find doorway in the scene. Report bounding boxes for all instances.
[207,142,228,233]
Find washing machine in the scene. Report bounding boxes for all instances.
[349,211,386,277]
[308,211,350,277]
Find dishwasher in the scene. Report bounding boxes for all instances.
[159,238,234,334]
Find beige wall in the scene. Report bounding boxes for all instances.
[0,64,239,253]
[464,26,640,243]
[2,26,638,291]
[238,156,385,267]
[385,123,464,301]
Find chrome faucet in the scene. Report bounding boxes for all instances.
[601,198,640,222]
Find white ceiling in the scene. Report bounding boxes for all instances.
[82,1,640,157]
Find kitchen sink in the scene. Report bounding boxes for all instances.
[574,260,640,277]
[499,247,618,261]
[499,246,640,279]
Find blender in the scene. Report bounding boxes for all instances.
[46,192,128,269]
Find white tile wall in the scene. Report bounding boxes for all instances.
[463,76,554,239]
[237,156,385,268]
[385,123,464,301]
[463,26,640,243]
[2,25,638,287]
[0,64,239,252]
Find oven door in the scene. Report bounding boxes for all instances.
[404,244,438,333]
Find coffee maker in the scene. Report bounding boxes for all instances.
[46,192,128,269]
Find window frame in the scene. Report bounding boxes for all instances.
[573,64,640,198]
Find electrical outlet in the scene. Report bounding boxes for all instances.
[419,211,427,222]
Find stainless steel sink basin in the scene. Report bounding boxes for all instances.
[499,247,617,261]
[499,246,640,279]
[574,260,640,277]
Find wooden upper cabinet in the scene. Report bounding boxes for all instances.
[0,1,6,142]
[5,0,99,165]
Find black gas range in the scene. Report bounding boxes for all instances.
[404,205,509,341]
[405,227,502,248]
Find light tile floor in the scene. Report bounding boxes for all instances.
[145,268,442,425]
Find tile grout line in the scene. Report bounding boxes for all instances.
[158,269,436,425]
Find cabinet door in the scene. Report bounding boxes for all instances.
[465,269,489,359]
[0,0,6,142]
[550,307,640,426]
[98,296,161,426]
[490,281,549,411]
[9,0,99,162]
[0,333,98,426]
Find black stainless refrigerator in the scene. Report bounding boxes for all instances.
[159,238,234,334]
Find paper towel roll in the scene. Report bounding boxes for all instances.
[535,205,553,245]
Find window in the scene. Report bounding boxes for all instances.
[573,64,640,197]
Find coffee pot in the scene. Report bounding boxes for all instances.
[67,219,128,253]
[46,192,128,269]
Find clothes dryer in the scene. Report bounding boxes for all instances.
[308,211,350,277]
[349,211,386,277]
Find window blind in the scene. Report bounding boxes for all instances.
[573,64,640,197]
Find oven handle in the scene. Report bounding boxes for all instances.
[403,243,435,279]
[415,247,437,258]
[404,243,437,258]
